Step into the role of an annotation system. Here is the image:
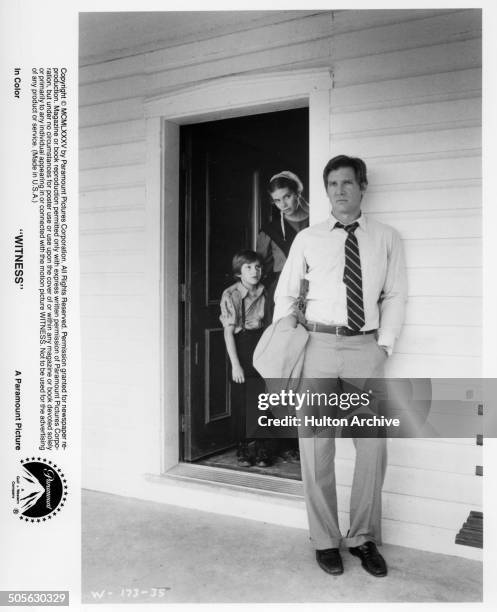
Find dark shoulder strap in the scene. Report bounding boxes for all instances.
[260,216,297,258]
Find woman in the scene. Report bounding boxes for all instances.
[256,171,309,462]
[257,171,309,322]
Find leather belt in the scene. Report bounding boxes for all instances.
[305,321,377,337]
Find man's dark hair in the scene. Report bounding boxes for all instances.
[232,249,263,277]
[322,155,368,190]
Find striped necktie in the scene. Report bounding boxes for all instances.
[335,221,365,331]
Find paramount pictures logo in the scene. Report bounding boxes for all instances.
[12,458,67,522]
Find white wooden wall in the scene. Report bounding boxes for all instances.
[329,9,482,559]
[330,9,481,379]
[79,9,482,558]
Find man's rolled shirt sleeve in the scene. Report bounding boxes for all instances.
[377,228,407,354]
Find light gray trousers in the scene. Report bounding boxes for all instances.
[298,332,388,549]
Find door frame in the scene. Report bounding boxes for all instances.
[143,68,333,474]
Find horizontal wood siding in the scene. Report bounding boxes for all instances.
[330,9,482,551]
[330,9,482,380]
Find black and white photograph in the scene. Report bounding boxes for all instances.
[78,7,485,605]
[2,2,496,609]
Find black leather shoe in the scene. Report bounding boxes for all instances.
[349,541,387,577]
[237,443,252,467]
[280,449,300,463]
[316,548,344,575]
[255,449,273,467]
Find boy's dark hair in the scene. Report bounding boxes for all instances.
[322,155,368,190]
[232,250,263,277]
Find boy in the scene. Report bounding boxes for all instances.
[220,250,271,467]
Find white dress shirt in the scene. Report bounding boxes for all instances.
[273,213,407,354]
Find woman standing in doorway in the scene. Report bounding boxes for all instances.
[256,171,309,462]
[257,171,309,321]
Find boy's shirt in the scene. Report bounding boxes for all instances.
[219,281,266,334]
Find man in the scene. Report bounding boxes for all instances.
[273,155,407,577]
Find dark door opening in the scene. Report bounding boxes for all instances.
[179,107,309,467]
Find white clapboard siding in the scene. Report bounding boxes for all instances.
[84,425,154,460]
[334,458,481,504]
[362,184,481,213]
[370,209,481,240]
[83,431,155,480]
[79,97,144,128]
[396,325,480,356]
[333,99,481,138]
[82,337,147,365]
[80,53,145,85]
[80,119,146,149]
[333,127,481,163]
[80,75,146,106]
[333,39,481,87]
[80,272,145,296]
[82,360,147,386]
[80,11,319,68]
[80,164,145,191]
[332,11,481,61]
[80,296,145,319]
[83,382,147,412]
[336,438,482,474]
[331,68,481,112]
[79,142,147,171]
[79,10,482,557]
[431,381,483,401]
[146,13,332,73]
[80,185,146,211]
[405,297,481,326]
[407,268,481,297]
[403,239,480,269]
[387,354,481,378]
[332,9,456,34]
[148,38,332,94]
[83,397,149,433]
[81,315,146,342]
[79,208,145,232]
[80,251,146,274]
[334,127,481,165]
[369,157,481,189]
[337,484,480,531]
[80,228,146,252]
[380,520,481,561]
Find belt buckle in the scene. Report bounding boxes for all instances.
[335,326,342,336]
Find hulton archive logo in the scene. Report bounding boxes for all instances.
[12,458,67,522]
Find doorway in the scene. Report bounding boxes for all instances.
[179,107,309,472]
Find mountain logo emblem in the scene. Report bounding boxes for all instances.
[13,459,67,522]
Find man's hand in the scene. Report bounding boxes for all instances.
[232,364,245,383]
[378,345,389,357]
